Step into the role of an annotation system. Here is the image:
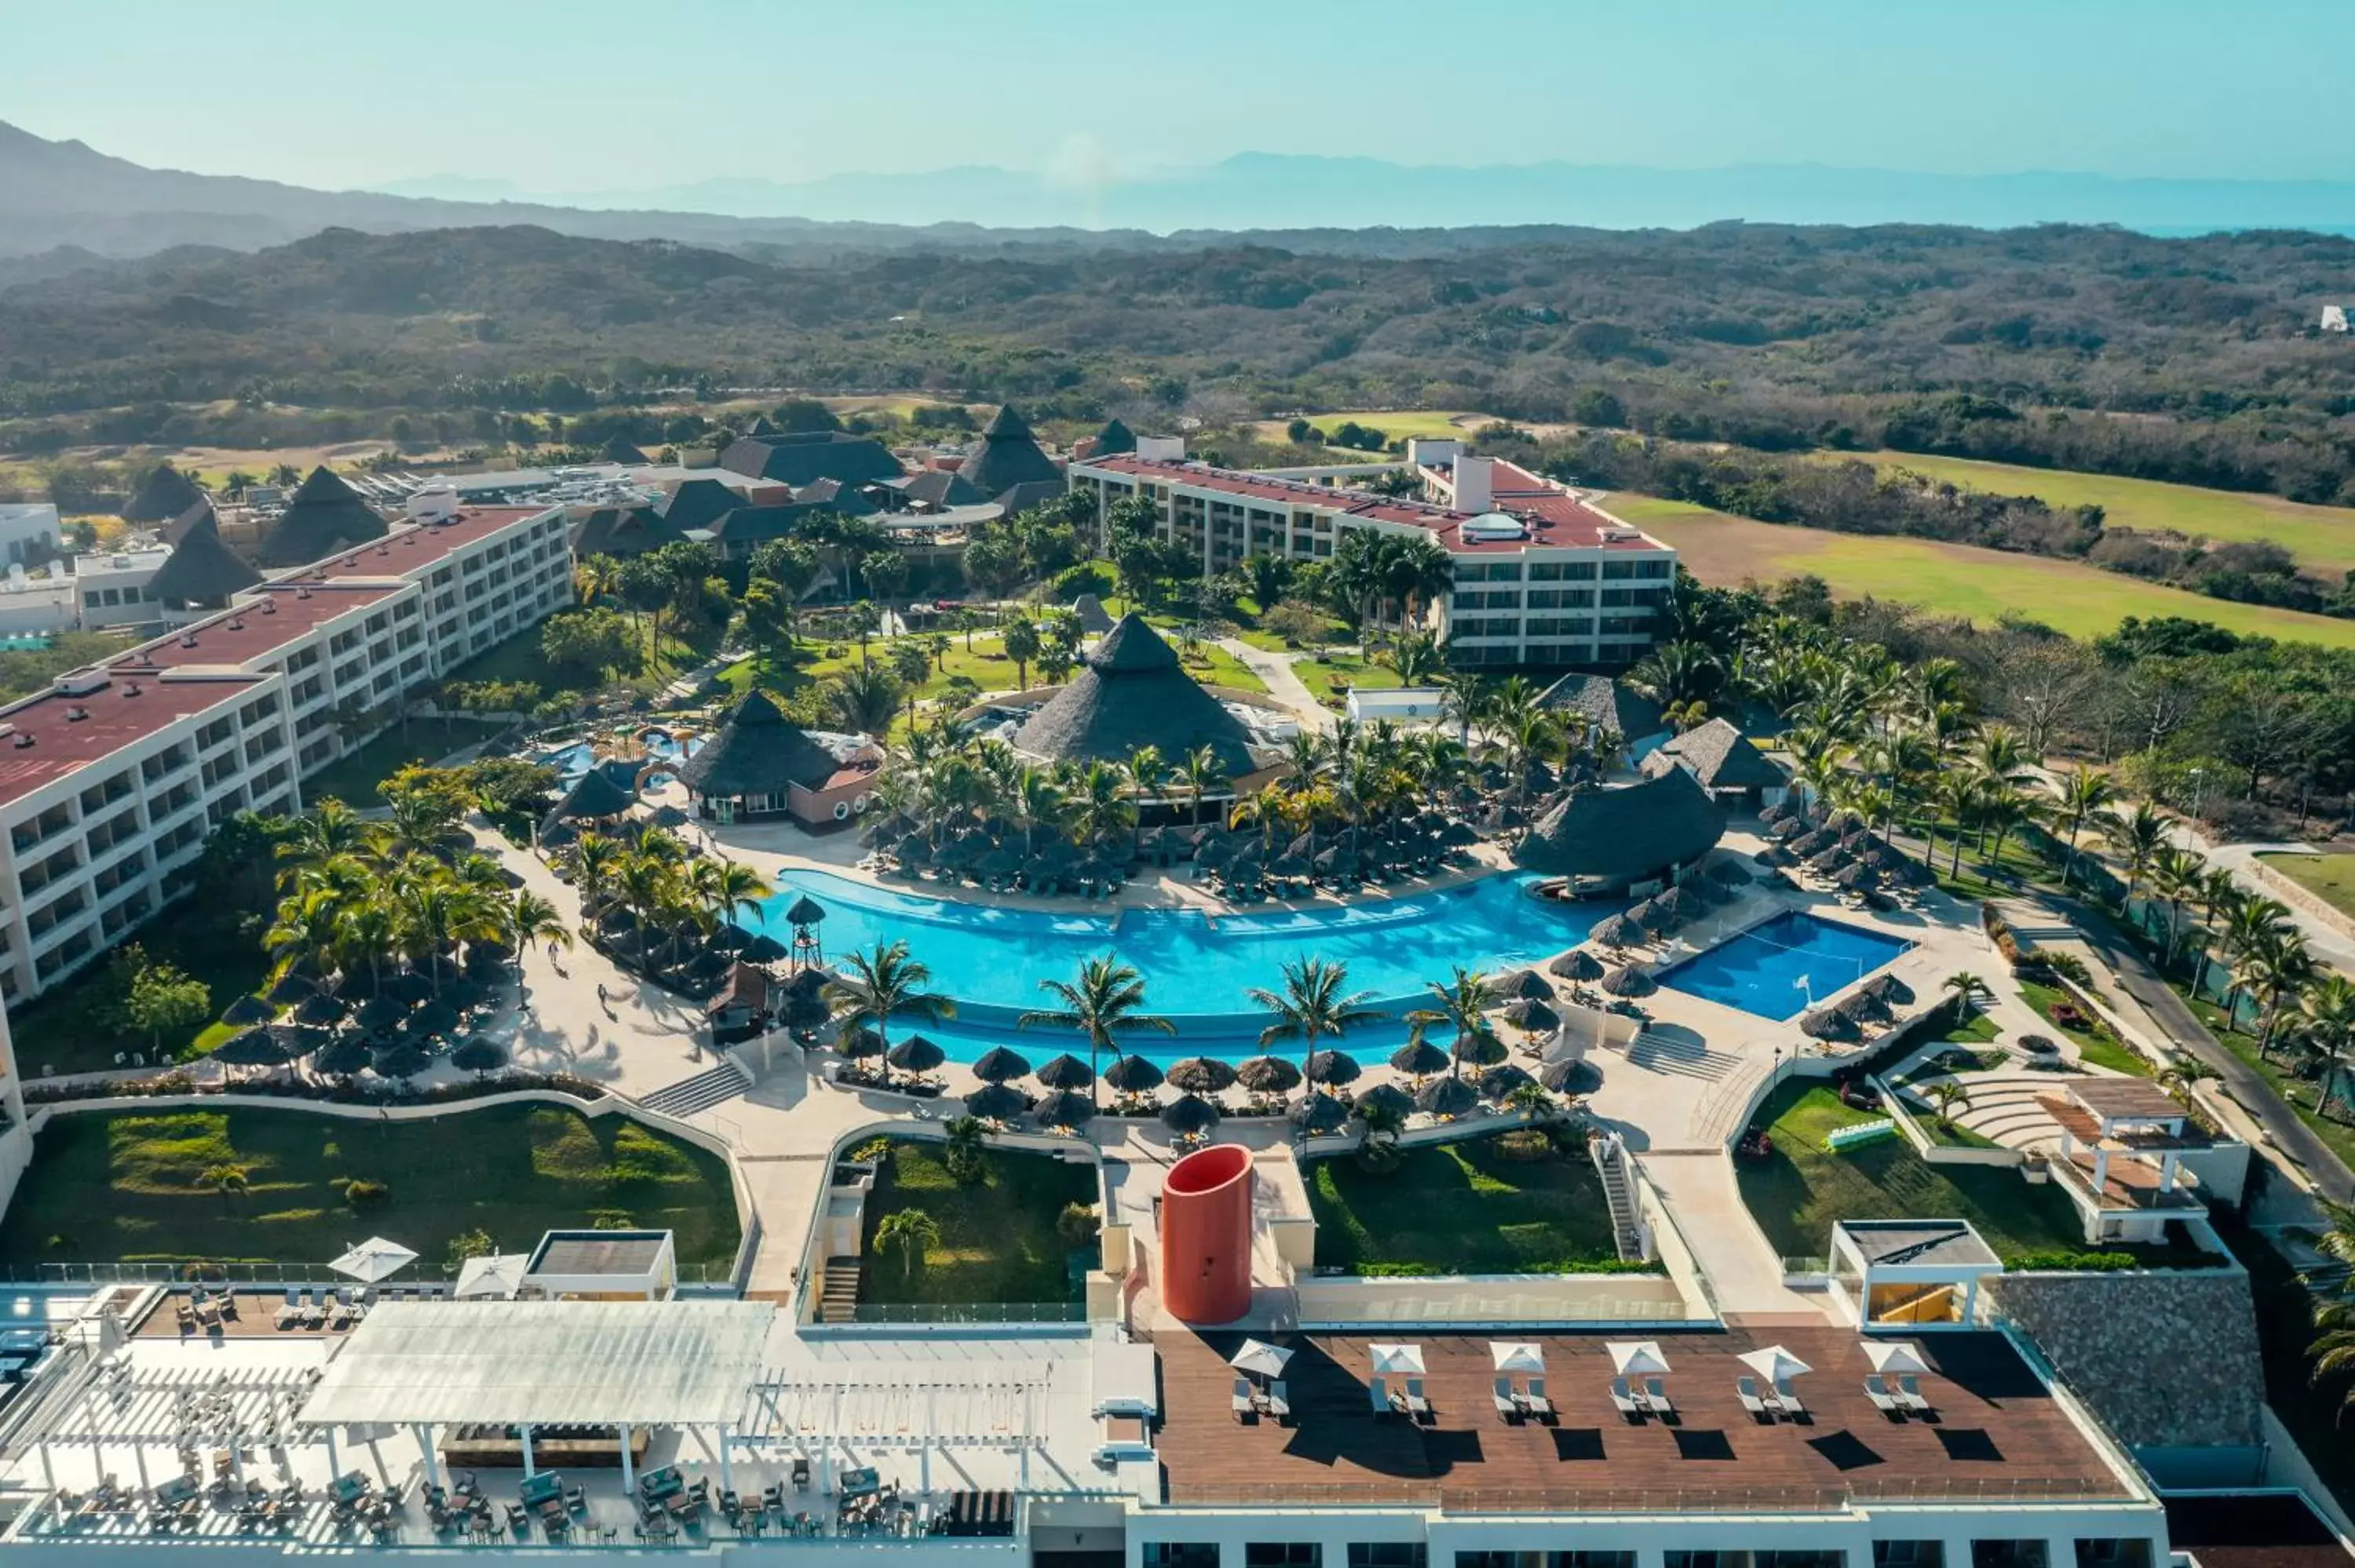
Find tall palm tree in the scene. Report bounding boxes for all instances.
[1246,957,1386,1065]
[1066,761,1136,849]
[2247,930,2315,1060]
[2046,767,2118,890]
[571,832,625,910]
[276,797,371,884]
[1175,746,1229,829]
[1976,784,2033,882]
[506,889,571,961]
[2101,800,2171,911]
[1412,965,1499,1081]
[1021,957,1174,1108]
[2306,1202,2355,1417]
[2149,845,2207,972]
[2296,975,2355,1121]
[826,940,954,1059]
[2219,896,2295,1028]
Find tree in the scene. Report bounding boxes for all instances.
[873,1208,941,1282]
[125,961,213,1056]
[1247,957,1386,1064]
[1413,966,1500,1079]
[2299,974,2355,1120]
[540,607,641,680]
[1002,618,1042,690]
[862,549,911,604]
[1941,972,1982,1019]
[1175,745,1230,827]
[1022,957,1174,1108]
[2101,800,2171,908]
[1386,631,1445,687]
[198,1163,250,1202]
[826,940,954,1062]
[1924,1080,1972,1132]
[941,1115,989,1185]
[827,662,903,736]
[2304,1201,2355,1419]
[443,1227,495,1276]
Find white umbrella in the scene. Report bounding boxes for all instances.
[327,1236,418,1284]
[1864,1340,1930,1377]
[1737,1344,1813,1384]
[1229,1339,1293,1380]
[1368,1343,1426,1377]
[453,1253,531,1300]
[1607,1340,1670,1377]
[1489,1342,1546,1374]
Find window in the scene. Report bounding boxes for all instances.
[1349,1548,1426,1568]
[2075,1544,2149,1568]
[1247,1548,1320,1568]
[1972,1545,2049,1568]
[1145,1547,1221,1568]
[1877,1547,1944,1568]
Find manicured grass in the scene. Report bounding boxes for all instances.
[2257,853,2355,921]
[442,614,724,698]
[1294,651,1408,705]
[721,632,1267,704]
[856,1138,1096,1307]
[9,919,271,1079]
[1857,451,2355,576]
[1181,643,1269,695]
[301,717,504,809]
[2019,979,2152,1077]
[1249,410,1490,446]
[0,1104,741,1274]
[1600,494,2355,649]
[1305,1135,1631,1274]
[1738,1082,2128,1264]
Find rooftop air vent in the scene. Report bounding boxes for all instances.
[53,668,111,697]
[64,706,88,722]
[11,733,31,749]
[122,683,142,698]
[180,633,198,647]
[227,618,246,632]
[294,586,312,600]
[260,600,277,614]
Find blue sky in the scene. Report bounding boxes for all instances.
[6,0,2350,190]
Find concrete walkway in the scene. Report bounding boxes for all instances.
[1634,1150,1828,1323]
[2194,838,2355,975]
[1217,638,1333,732]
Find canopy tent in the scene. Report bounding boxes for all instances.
[299,1301,775,1429]
[1489,1342,1546,1374]
[327,1236,418,1284]
[1229,1340,1293,1380]
[1608,1340,1671,1377]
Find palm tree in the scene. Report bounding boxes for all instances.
[1021,957,1174,1108]
[2218,896,2295,1029]
[2101,800,2171,911]
[1438,669,1488,746]
[2246,930,2315,1059]
[873,1208,940,1282]
[1386,631,1445,687]
[696,859,773,928]
[2300,974,2355,1121]
[571,833,626,910]
[1976,784,2033,882]
[827,940,954,1059]
[1066,761,1136,849]
[1925,1079,1972,1132]
[1415,965,1499,1080]
[506,890,571,961]
[1930,771,1982,877]
[276,797,371,884]
[1941,971,1982,1021]
[1246,957,1386,1066]
[827,661,903,736]
[2302,1201,2355,1417]
[1175,745,1229,829]
[2046,767,2118,891]
[2149,846,2207,972]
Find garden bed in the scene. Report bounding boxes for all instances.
[855,1136,1097,1308]
[1304,1133,1641,1275]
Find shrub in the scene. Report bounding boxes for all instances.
[342,1178,390,1208]
[1055,1202,1101,1249]
[2005,1249,2144,1272]
[1493,1129,1555,1161]
[2018,1034,2060,1056]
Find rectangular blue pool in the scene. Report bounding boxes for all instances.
[1656,910,1911,1021]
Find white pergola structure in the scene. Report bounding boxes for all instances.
[297,1300,773,1492]
[733,1369,1055,1497]
[16,1347,318,1503]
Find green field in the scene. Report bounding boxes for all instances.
[302,717,505,809]
[1305,1136,1632,1274]
[1860,452,2355,574]
[0,1103,743,1274]
[1602,494,2355,648]
[1250,409,1488,445]
[856,1138,1096,1307]
[1294,651,1408,704]
[2258,852,2355,920]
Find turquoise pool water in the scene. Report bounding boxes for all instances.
[1655,910,1911,1021]
[752,867,1627,1058]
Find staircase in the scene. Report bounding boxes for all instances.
[638,1060,752,1119]
[1590,1133,1647,1261]
[819,1256,864,1324]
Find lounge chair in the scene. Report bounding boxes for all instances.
[1897,1374,1933,1415]
[1368,1375,1392,1414]
[1403,1378,1432,1420]
[1522,1377,1554,1422]
[1864,1374,1904,1418]
[1232,1378,1255,1420]
[1493,1377,1521,1422]
[274,1289,301,1330]
[1611,1376,1644,1422]
[1736,1377,1770,1421]
[1644,1376,1675,1417]
[327,1292,352,1330]
[1268,1380,1291,1425]
[1774,1376,1809,1420]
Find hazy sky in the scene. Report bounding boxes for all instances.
[8,0,2352,190]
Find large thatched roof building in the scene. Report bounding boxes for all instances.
[252,467,388,567]
[146,501,263,607]
[122,464,206,524]
[1641,717,1787,804]
[1539,674,1669,751]
[1012,614,1259,778]
[678,691,882,827]
[719,430,904,487]
[569,504,681,560]
[1513,768,1726,893]
[957,406,1062,497]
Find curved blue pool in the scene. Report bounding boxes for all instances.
[1653,910,1911,1021]
[752,867,1626,1059]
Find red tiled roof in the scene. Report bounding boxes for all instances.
[291,506,545,582]
[1080,454,1667,555]
[0,672,261,809]
[106,582,404,673]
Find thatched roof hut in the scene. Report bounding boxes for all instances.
[957,405,1063,495]
[1511,770,1725,888]
[1549,949,1605,981]
[148,503,262,605]
[1012,615,1258,778]
[1537,674,1667,743]
[253,467,387,567]
[122,463,206,523]
[680,691,858,808]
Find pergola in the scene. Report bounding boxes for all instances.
[19,1344,318,1500]
[296,1300,774,1490]
[732,1369,1056,1495]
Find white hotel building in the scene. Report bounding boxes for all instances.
[1065,442,1678,669]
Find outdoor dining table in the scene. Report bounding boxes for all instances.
[154,1475,200,1508]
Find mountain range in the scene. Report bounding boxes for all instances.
[11,119,2355,262]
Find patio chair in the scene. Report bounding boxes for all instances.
[1611,1376,1644,1422]
[1231,1377,1254,1420]
[1644,1376,1676,1417]
[1368,1375,1392,1415]
[1897,1374,1933,1416]
[327,1292,352,1330]
[1864,1374,1904,1419]
[1403,1378,1432,1420]
[300,1291,324,1329]
[275,1290,301,1330]
[564,1483,586,1513]
[1774,1376,1809,1421]
[1268,1380,1291,1425]
[1523,1377,1555,1422]
[1493,1377,1521,1422]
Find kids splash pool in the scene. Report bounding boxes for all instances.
[754,867,1625,1058]
[1653,909,1911,1021]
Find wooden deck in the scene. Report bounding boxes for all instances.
[1152,1327,2132,1511]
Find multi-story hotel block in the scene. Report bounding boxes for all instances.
[1065,442,1677,668]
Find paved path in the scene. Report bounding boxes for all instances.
[2193,838,2355,975]
[1634,1150,1828,1322]
[1217,639,1333,732]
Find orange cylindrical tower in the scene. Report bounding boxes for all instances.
[1159,1143,1254,1324]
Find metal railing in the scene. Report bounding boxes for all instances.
[833,1302,1086,1326]
[1162,1476,2132,1511]
[0,1257,744,1287]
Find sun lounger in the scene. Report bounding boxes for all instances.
[1611,1376,1644,1421]
[1369,1375,1392,1414]
[1897,1374,1932,1414]
[1774,1376,1808,1420]
[1522,1376,1554,1421]
[1232,1378,1254,1419]
[1864,1374,1904,1418]
[327,1292,352,1330]
[1403,1378,1432,1420]
[1736,1377,1771,1421]
[275,1289,301,1330]
[1644,1377,1674,1416]
[1494,1377,1521,1421]
[299,1291,324,1329]
[1268,1380,1291,1425]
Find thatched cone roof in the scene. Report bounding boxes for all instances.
[971,1045,1032,1083]
[600,436,652,465]
[1094,418,1137,455]
[1512,770,1725,882]
[1550,949,1605,982]
[957,404,1063,495]
[965,1083,1026,1121]
[1601,965,1655,997]
[1035,1052,1095,1090]
[1012,614,1258,777]
[1292,1092,1350,1134]
[1415,1076,1477,1117]
[123,463,206,523]
[1104,1053,1165,1093]
[253,467,387,567]
[148,501,262,604]
[1234,1055,1302,1094]
[681,691,848,795]
[1167,1056,1237,1094]
[1303,1048,1361,1086]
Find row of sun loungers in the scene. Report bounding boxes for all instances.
[273,1289,367,1330]
[1864,1373,1937,1420]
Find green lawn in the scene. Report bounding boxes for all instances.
[443,614,724,699]
[1600,494,2355,650]
[9,917,272,1079]
[856,1138,1096,1307]
[2019,979,2152,1077]
[1736,1082,2162,1265]
[0,1104,742,1274]
[1857,451,2355,576]
[1305,1136,1634,1274]
[1250,410,1490,445]
[1294,651,1408,705]
[2257,853,2355,921]
[301,717,505,809]
[721,630,1266,707]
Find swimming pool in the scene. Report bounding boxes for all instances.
[1655,910,1911,1021]
[752,867,1627,1056]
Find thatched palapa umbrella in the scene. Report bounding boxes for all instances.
[1415,1076,1477,1118]
[971,1045,1032,1085]
[1354,1082,1413,1121]
[1504,997,1561,1034]
[221,994,273,1027]
[1601,965,1655,997]
[1304,1048,1361,1087]
[1550,949,1605,982]
[966,1082,1028,1122]
[1591,913,1644,950]
[1035,1053,1096,1092]
[1234,1055,1302,1095]
[1104,1053,1165,1094]
[1389,1037,1449,1078]
[885,1034,946,1075]
[1799,1008,1856,1042]
[1480,1063,1537,1101]
[1292,1092,1351,1134]
[1162,1093,1222,1136]
[1036,1089,1096,1129]
[451,1037,509,1078]
[1166,1056,1236,1095]
[1497,968,1557,1003]
[1540,1056,1602,1096]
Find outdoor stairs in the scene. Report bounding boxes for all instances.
[819,1256,863,1324]
[638,1060,752,1119]
[1590,1135,1647,1262]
